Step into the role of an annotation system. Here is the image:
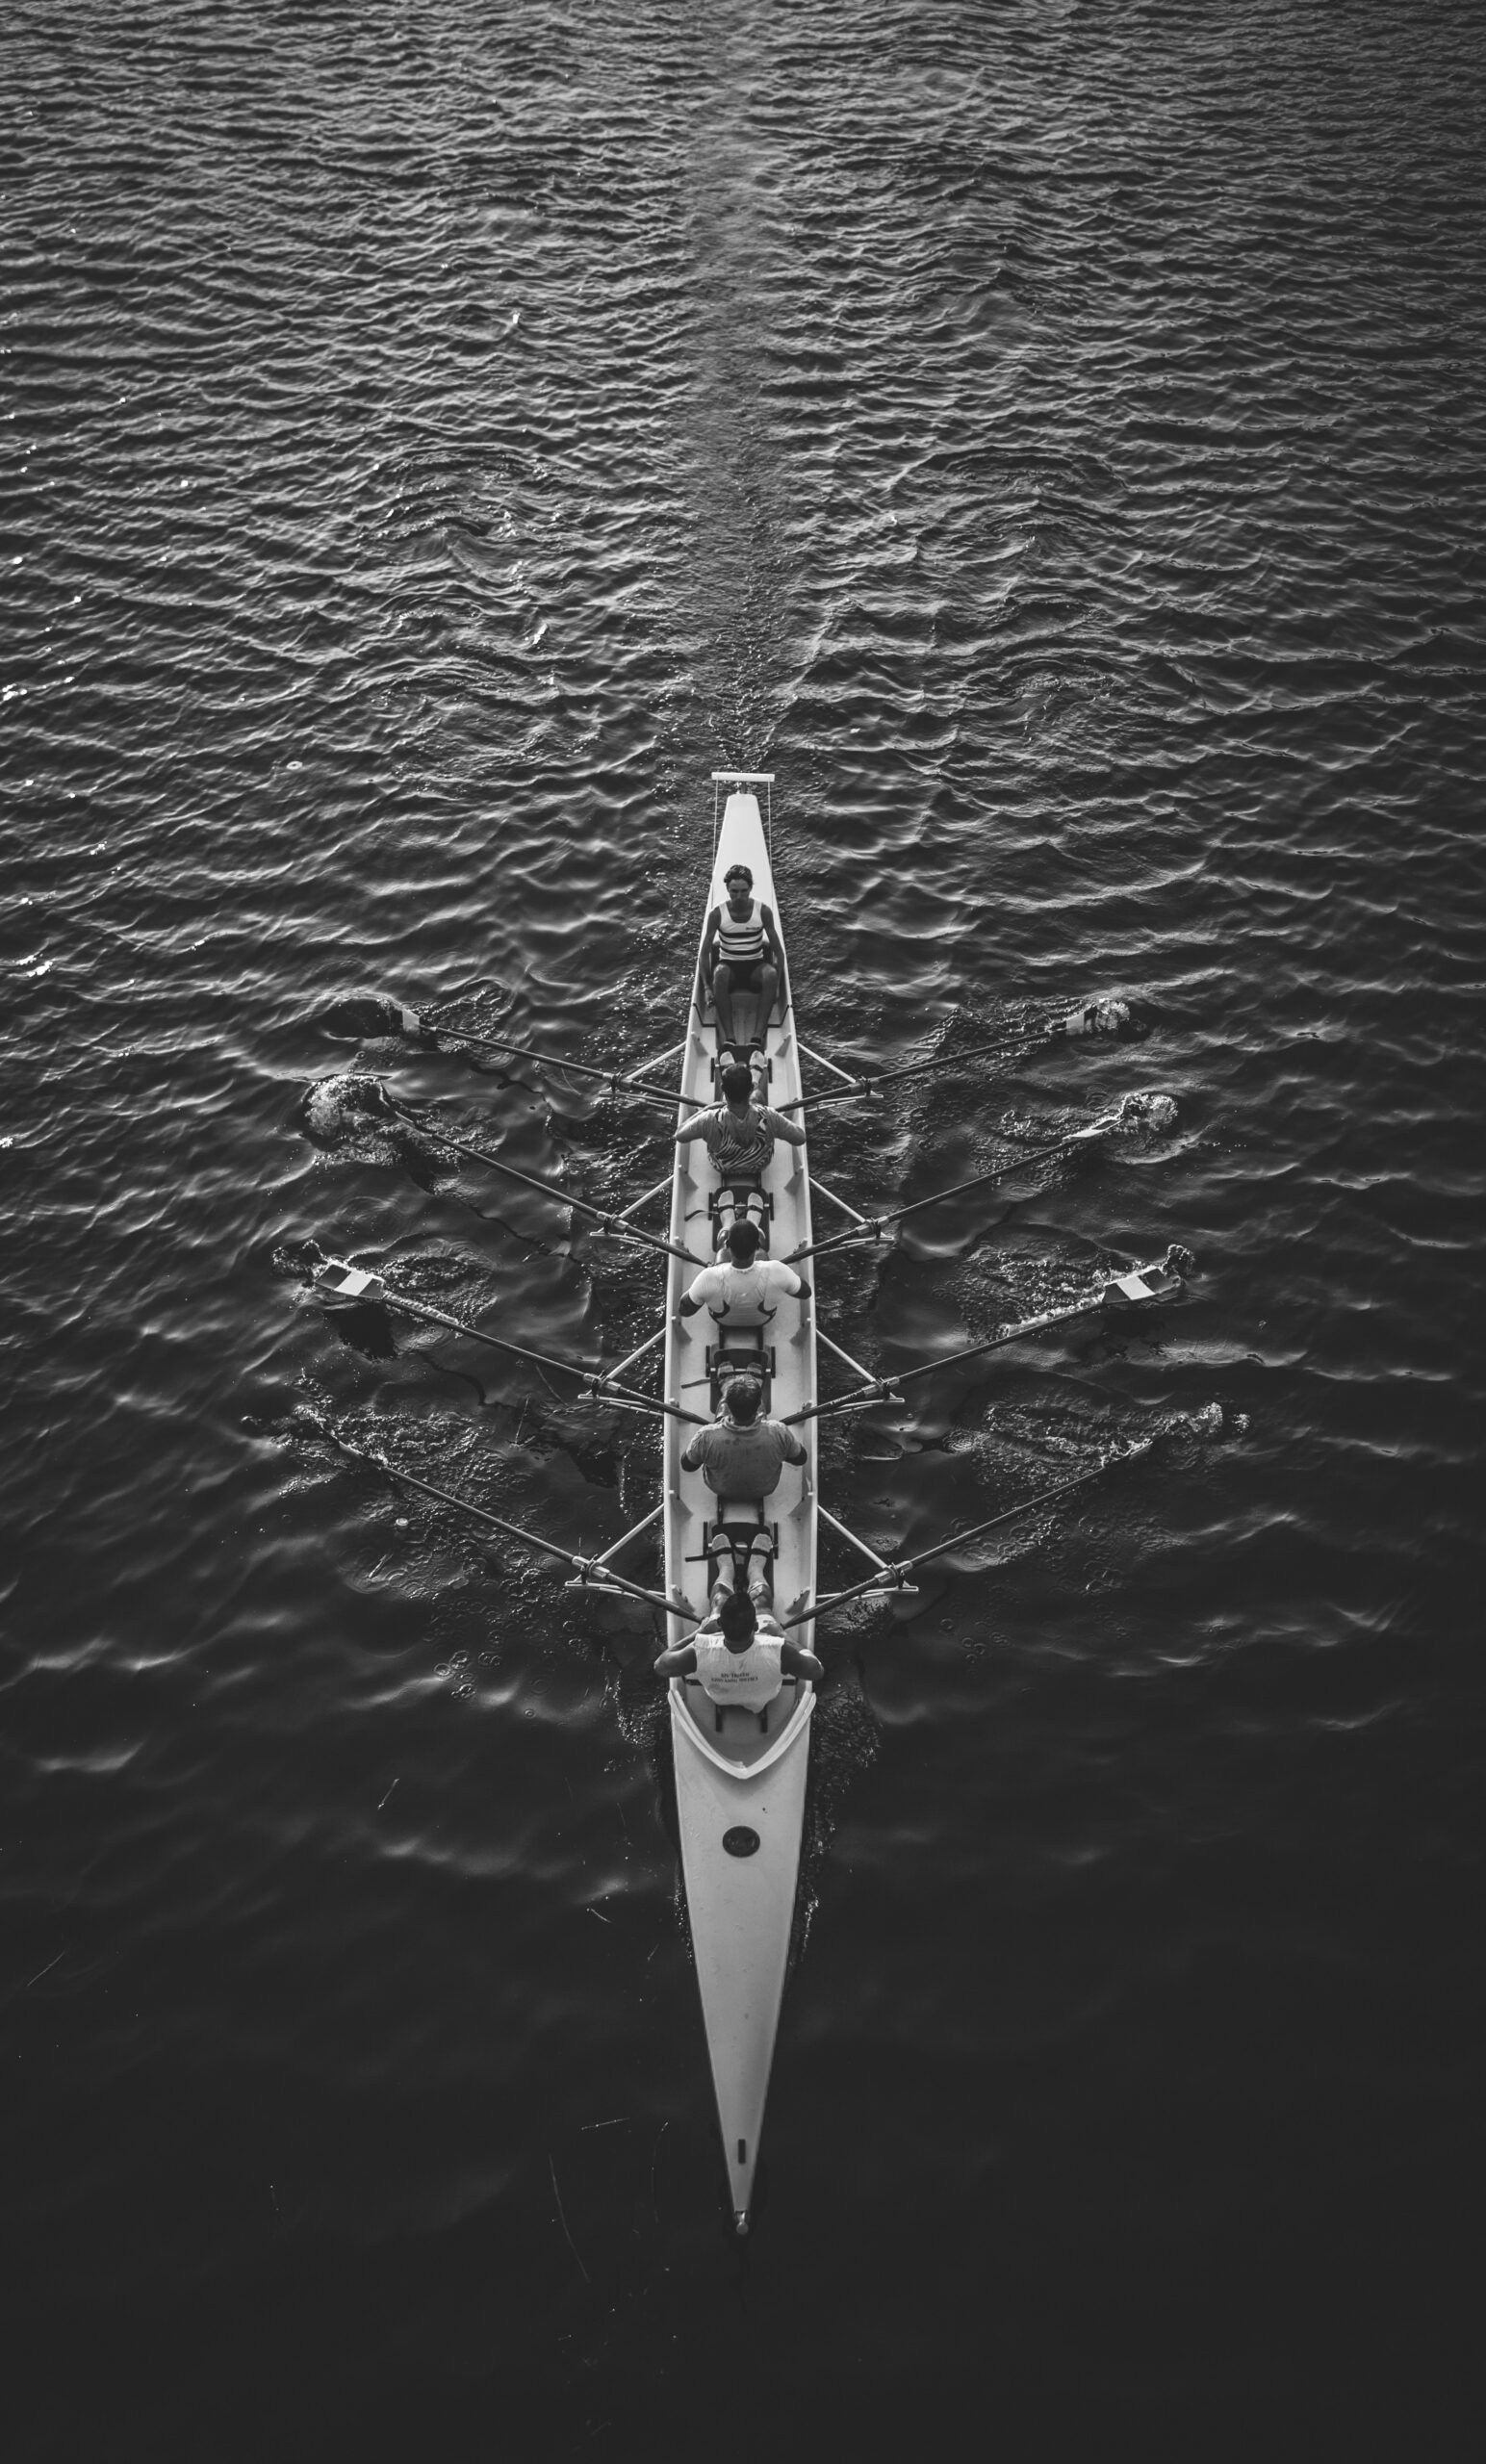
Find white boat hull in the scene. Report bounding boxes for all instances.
[664,783,816,2231]
[670,1687,814,2228]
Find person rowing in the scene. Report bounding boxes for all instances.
[679,1374,807,1500]
[654,1585,822,1709]
[699,862,788,1058]
[678,1217,811,1324]
[676,1061,806,1244]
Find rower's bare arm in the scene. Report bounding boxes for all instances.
[678,1292,706,1318]
[761,904,787,987]
[699,909,721,986]
[675,1109,710,1144]
[767,1107,807,1147]
[654,1643,698,1678]
[782,1641,824,1681]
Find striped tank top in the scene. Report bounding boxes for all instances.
[717,897,765,963]
[705,1103,776,1175]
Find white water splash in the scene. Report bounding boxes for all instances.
[1115,1090,1180,1139]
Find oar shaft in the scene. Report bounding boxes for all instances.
[781,1439,1151,1624]
[857,1027,1050,1092]
[889,1292,1105,1388]
[347,1275,587,1382]
[317,1255,691,1406]
[780,1027,1050,1115]
[875,1124,1101,1230]
[781,1001,1130,1116]
[327,1435,579,1567]
[424,1021,678,1108]
[893,1444,1151,1576]
[387,1098,698,1267]
[786,1120,1111,1261]
[789,1295,1101,1419]
[326,1433,685,1612]
[884,1258,1185,1391]
[602,1322,667,1383]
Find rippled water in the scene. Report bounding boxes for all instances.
[7,1,1484,2454]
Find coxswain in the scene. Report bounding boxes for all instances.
[678,1217,811,1322]
[679,1374,807,1499]
[675,1063,806,1243]
[699,862,788,1058]
[654,1587,823,1707]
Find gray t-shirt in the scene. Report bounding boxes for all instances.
[679,1416,807,1496]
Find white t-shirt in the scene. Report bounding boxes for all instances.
[693,1619,786,1707]
[685,1257,803,1324]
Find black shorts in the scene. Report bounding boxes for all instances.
[716,957,764,990]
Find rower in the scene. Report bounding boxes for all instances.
[654,1588,823,1710]
[675,1062,806,1247]
[678,1218,811,1325]
[699,862,788,1060]
[679,1374,807,1502]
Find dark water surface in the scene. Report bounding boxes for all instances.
[6,1,1484,2454]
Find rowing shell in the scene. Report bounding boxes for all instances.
[663,776,817,2235]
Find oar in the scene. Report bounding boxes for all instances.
[781,1431,1159,1627]
[420,1020,680,1109]
[786,1102,1136,1264]
[783,1249,1192,1424]
[778,997,1135,1115]
[306,1246,705,1424]
[380,1091,703,1270]
[319,1426,699,1618]
[320,994,681,1108]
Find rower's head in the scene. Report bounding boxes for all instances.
[723,1375,763,1424]
[725,1218,762,1264]
[718,1591,757,1651]
[721,1063,754,1104]
[724,864,754,899]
